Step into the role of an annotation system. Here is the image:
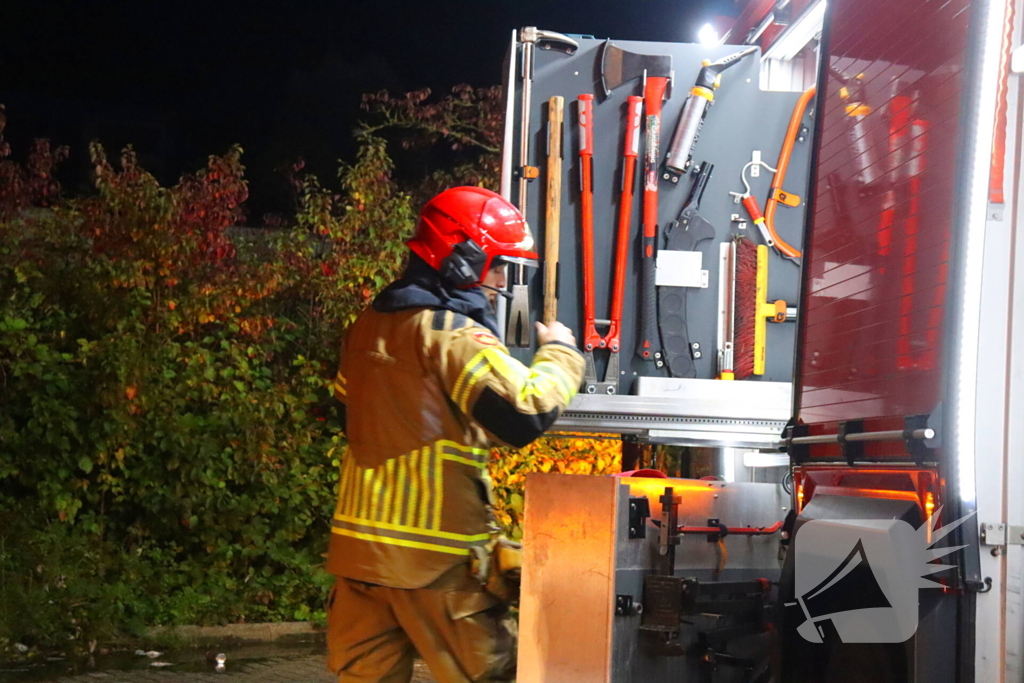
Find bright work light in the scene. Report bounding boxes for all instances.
[698,23,719,47]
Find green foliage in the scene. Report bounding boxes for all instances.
[0,87,617,651]
[0,144,348,646]
[489,436,622,542]
[0,110,418,648]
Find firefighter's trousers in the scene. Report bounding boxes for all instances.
[327,563,516,683]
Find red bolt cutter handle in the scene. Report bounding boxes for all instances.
[577,94,602,352]
[606,95,643,354]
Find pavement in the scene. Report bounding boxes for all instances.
[49,657,436,683]
[3,649,437,683]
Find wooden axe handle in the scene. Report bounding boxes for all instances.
[543,96,564,325]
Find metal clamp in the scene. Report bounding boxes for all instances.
[837,420,864,466]
[782,417,936,464]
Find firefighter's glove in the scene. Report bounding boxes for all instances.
[471,537,522,605]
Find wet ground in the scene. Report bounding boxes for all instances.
[0,642,437,683]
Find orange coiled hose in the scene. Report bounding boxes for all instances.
[763,85,817,260]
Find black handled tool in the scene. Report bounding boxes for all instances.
[658,162,715,378]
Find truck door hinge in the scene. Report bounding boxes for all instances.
[979,522,1024,550]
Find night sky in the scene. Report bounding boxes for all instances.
[1,0,734,215]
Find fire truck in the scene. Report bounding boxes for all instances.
[496,0,1023,680]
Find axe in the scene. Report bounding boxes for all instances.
[600,42,673,367]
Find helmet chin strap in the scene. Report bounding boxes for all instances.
[479,284,513,301]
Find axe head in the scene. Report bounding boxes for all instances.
[600,41,673,98]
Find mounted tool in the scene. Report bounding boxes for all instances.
[577,94,643,395]
[657,162,715,378]
[663,47,757,184]
[733,237,796,379]
[760,85,816,260]
[507,27,579,347]
[543,96,565,325]
[730,158,780,251]
[600,41,673,367]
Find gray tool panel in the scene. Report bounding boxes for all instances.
[507,36,812,392]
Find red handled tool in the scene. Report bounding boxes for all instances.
[678,520,783,536]
[730,159,779,250]
[599,41,673,367]
[578,95,643,395]
[638,74,672,366]
[609,96,643,356]
[577,94,599,358]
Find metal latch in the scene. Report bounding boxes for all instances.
[628,495,651,539]
[980,522,1024,547]
[615,594,642,616]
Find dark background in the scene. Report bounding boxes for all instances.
[0,0,735,215]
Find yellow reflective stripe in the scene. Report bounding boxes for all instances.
[333,459,347,517]
[406,448,420,527]
[475,348,575,405]
[417,446,431,529]
[351,466,361,517]
[482,348,529,384]
[458,362,496,413]
[335,459,347,516]
[437,440,488,469]
[393,455,408,525]
[370,468,384,521]
[436,440,488,457]
[433,444,443,530]
[442,452,487,469]
[359,469,374,519]
[338,458,352,516]
[382,458,395,524]
[331,526,470,556]
[533,361,576,402]
[516,369,557,402]
[345,462,360,517]
[452,350,488,408]
[333,513,490,543]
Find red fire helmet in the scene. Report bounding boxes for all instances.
[407,187,538,287]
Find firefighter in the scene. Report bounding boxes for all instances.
[326,186,585,683]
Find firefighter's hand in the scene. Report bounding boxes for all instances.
[535,321,577,348]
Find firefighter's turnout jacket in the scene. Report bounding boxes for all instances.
[327,274,585,590]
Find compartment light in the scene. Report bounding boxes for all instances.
[955,0,1005,504]
[761,0,827,62]
[924,490,936,521]
[721,448,736,482]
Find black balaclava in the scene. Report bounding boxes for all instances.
[372,253,501,336]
